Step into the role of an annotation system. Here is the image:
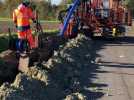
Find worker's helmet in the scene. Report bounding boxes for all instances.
[22,0,30,7]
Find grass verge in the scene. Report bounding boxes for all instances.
[0,30,59,53]
[0,36,9,53]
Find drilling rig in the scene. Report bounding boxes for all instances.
[59,0,132,38]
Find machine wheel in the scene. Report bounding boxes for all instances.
[83,29,94,39]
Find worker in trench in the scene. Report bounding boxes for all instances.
[13,0,37,50]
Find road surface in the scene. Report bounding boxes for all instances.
[90,34,134,100]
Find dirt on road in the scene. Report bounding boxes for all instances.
[0,29,134,100]
[0,34,106,100]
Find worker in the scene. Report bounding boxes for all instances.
[13,0,36,49]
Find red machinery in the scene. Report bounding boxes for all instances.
[59,0,132,38]
[79,0,132,38]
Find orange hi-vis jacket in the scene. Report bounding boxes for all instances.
[13,4,35,28]
[13,4,36,49]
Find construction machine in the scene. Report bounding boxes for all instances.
[4,0,132,73]
[59,0,132,39]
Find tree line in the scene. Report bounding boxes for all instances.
[0,0,133,20]
[0,0,68,20]
[127,0,134,17]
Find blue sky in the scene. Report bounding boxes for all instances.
[51,0,62,5]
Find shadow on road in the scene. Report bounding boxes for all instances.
[93,36,134,45]
[100,61,134,68]
[30,36,134,99]
[44,37,108,99]
[90,36,134,64]
[2,36,109,100]
[3,35,134,100]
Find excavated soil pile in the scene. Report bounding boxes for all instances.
[0,50,18,85]
[0,34,95,100]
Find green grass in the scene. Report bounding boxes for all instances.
[0,18,12,21]
[0,30,59,53]
[44,29,59,33]
[0,36,9,53]
[40,20,59,23]
[0,17,59,23]
[45,30,59,36]
[0,17,60,53]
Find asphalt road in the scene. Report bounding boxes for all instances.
[90,35,134,100]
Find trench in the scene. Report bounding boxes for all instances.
[0,51,19,85]
[0,34,66,85]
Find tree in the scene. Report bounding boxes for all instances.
[61,0,73,5]
[127,0,134,16]
[128,0,134,9]
[2,0,22,17]
[0,1,3,10]
[0,0,67,20]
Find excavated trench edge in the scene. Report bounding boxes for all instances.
[0,35,67,85]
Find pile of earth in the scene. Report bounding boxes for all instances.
[0,34,95,100]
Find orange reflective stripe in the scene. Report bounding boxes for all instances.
[15,9,30,26]
[16,18,30,26]
[13,10,17,22]
[14,7,35,26]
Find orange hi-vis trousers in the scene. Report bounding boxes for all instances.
[18,29,35,49]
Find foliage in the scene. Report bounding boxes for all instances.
[62,0,73,4]
[127,0,134,9]
[127,0,134,16]
[0,36,8,53]
[0,0,62,20]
